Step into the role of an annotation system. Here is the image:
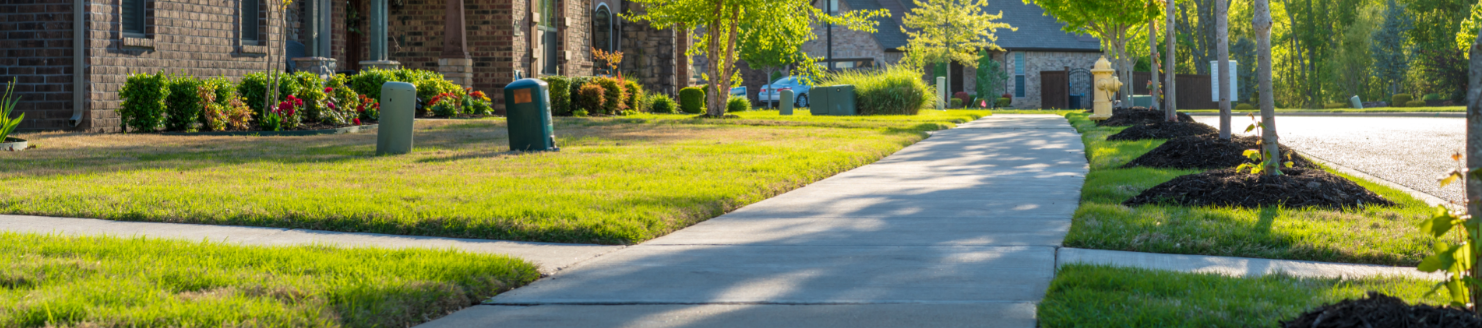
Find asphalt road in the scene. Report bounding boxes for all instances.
[1192,115,1464,203]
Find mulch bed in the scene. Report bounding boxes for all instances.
[1095,107,1194,127]
[1106,121,1220,141]
[1281,292,1482,328]
[1123,168,1395,209]
[1122,133,1319,170]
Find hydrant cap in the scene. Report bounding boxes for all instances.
[1093,57,1112,71]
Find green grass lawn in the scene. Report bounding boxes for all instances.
[1061,113,1438,266]
[1,110,990,245]
[1039,264,1445,328]
[1183,106,1464,113]
[0,232,538,327]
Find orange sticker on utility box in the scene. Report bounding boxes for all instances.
[514,88,532,104]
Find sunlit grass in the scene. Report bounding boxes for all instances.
[0,232,538,327]
[1,112,986,244]
[1061,113,1438,266]
[1184,106,1463,113]
[1039,264,1446,328]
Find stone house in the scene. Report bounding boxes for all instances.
[739,0,1102,108]
[1,0,690,132]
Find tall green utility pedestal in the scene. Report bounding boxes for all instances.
[504,78,558,152]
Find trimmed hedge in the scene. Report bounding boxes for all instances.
[1235,103,1255,110]
[164,75,205,131]
[679,86,706,114]
[1391,94,1412,106]
[820,66,931,115]
[119,72,170,132]
[726,96,749,113]
[1406,100,1426,107]
[995,97,1011,108]
[541,76,573,116]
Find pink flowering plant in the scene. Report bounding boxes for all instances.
[262,95,304,131]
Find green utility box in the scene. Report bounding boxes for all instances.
[376,82,417,155]
[779,89,794,115]
[504,78,558,152]
[811,85,857,116]
[1131,95,1152,108]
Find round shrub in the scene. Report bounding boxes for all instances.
[119,72,170,132]
[820,66,930,115]
[1406,100,1426,107]
[576,83,606,114]
[649,94,677,114]
[679,86,706,114]
[1423,93,1443,101]
[541,76,573,116]
[593,77,627,115]
[566,77,593,116]
[1391,94,1412,107]
[237,72,271,118]
[624,79,646,112]
[994,97,1011,108]
[953,91,971,108]
[350,67,397,101]
[164,75,205,131]
[1235,103,1255,110]
[726,96,750,113]
[949,98,963,108]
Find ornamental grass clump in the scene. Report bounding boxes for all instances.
[821,66,931,115]
[0,79,22,144]
[649,94,677,114]
[726,96,750,113]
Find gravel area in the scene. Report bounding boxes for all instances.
[1192,116,1464,203]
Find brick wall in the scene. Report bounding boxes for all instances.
[83,0,283,132]
[0,0,78,131]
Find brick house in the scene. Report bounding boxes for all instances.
[1,0,690,132]
[738,0,1102,109]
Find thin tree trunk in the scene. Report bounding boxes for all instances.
[1466,29,1482,315]
[1217,0,1231,140]
[1150,19,1160,111]
[1166,0,1178,121]
[1255,0,1280,175]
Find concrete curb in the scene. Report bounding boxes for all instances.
[1057,248,1443,281]
[0,214,623,276]
[1185,111,1462,118]
[1295,150,1454,209]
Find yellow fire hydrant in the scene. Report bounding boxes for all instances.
[1090,57,1121,121]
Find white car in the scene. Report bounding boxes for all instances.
[757,76,813,107]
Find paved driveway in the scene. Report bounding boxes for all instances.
[1193,115,1463,203]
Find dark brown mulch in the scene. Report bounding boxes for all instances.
[1281,292,1482,328]
[1122,133,1319,170]
[1095,107,1195,126]
[1106,121,1220,141]
[1123,168,1395,209]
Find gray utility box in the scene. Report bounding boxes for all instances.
[810,85,857,116]
[504,78,558,152]
[376,82,417,155]
[779,89,795,115]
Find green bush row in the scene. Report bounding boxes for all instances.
[540,75,662,116]
[820,66,932,115]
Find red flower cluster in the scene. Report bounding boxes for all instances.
[276,95,303,117]
[428,92,461,106]
[325,87,334,93]
[357,94,379,113]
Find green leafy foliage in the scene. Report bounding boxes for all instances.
[1419,153,1481,311]
[198,84,227,132]
[898,0,1015,73]
[1392,93,1413,106]
[679,86,706,114]
[949,98,963,108]
[118,72,171,132]
[567,77,593,116]
[349,67,398,101]
[1372,0,1415,97]
[1232,113,1293,176]
[726,96,750,113]
[593,77,628,115]
[203,77,235,107]
[1023,0,1160,97]
[236,72,271,118]
[995,97,1011,108]
[293,72,330,124]
[649,94,677,114]
[0,79,22,142]
[163,75,205,131]
[1235,103,1256,110]
[1458,2,1481,59]
[541,76,573,116]
[624,80,646,112]
[820,66,933,115]
[576,84,606,114]
[975,50,1008,106]
[415,78,462,109]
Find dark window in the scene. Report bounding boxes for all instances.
[540,0,559,75]
[1015,76,1025,98]
[241,0,260,42]
[1013,53,1025,97]
[593,6,611,52]
[122,0,146,35]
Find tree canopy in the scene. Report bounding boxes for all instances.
[626,0,886,116]
[1025,0,1163,99]
[898,0,1016,72]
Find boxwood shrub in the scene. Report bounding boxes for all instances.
[679,86,706,114]
[541,76,573,116]
[164,75,205,131]
[119,72,170,132]
[820,66,931,115]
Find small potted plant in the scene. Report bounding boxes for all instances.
[1,79,26,151]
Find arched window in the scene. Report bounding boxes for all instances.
[593,5,612,52]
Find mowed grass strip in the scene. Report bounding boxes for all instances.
[1061,113,1437,266]
[1038,264,1445,328]
[1182,106,1464,113]
[0,232,538,327]
[0,111,989,244]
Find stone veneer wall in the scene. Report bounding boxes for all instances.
[1,0,80,130]
[81,0,283,132]
[616,2,685,96]
[799,1,887,68]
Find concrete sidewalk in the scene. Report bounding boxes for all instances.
[421,114,1088,328]
[0,215,622,275]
